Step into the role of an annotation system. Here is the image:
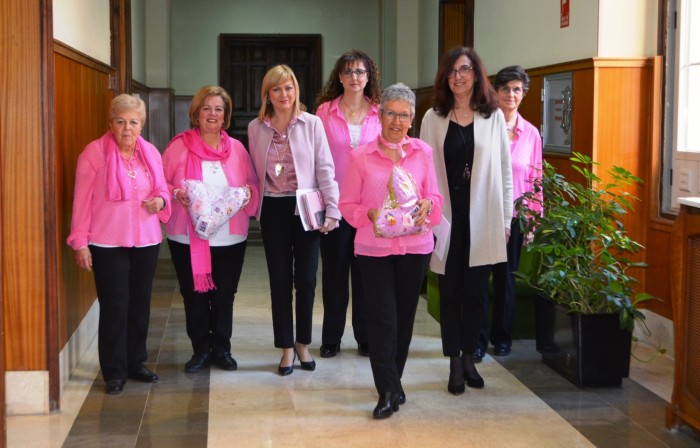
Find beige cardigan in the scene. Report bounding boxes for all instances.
[420,107,513,274]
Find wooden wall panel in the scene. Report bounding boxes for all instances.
[440,2,465,54]
[54,43,113,347]
[1,0,48,371]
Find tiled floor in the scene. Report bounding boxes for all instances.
[7,246,700,447]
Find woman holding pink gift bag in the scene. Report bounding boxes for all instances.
[163,85,259,374]
[339,83,443,419]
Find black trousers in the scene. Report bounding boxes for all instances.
[91,244,160,381]
[168,239,247,356]
[260,196,320,348]
[357,253,430,395]
[482,217,524,348]
[320,218,367,346]
[438,211,491,357]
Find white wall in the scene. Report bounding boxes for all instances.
[53,0,111,65]
[169,0,384,95]
[474,0,599,74]
[418,0,440,88]
[145,0,171,88]
[598,0,658,57]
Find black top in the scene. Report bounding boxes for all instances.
[443,120,474,218]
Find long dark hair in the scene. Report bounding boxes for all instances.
[431,47,498,118]
[315,49,381,107]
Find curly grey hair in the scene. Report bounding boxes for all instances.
[379,82,416,115]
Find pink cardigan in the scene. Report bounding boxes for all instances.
[247,112,340,221]
[67,134,170,249]
[162,135,259,239]
[316,96,381,186]
[338,137,443,257]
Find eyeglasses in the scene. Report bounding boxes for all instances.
[341,68,368,78]
[498,85,524,95]
[381,110,413,123]
[447,65,473,79]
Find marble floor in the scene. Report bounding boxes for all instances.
[7,246,700,447]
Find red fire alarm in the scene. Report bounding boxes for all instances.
[561,0,570,28]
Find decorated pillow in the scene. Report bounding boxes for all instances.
[372,166,428,239]
[181,179,249,240]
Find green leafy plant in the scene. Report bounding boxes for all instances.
[516,152,654,332]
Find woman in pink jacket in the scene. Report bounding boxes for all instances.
[248,65,340,376]
[339,83,443,419]
[163,85,259,374]
[315,49,382,359]
[67,94,171,395]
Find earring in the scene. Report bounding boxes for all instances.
[266,99,271,105]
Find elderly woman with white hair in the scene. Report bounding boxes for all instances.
[67,94,171,394]
[339,83,443,419]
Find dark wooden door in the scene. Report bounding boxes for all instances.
[219,34,322,148]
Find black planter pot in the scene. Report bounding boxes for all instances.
[534,294,632,387]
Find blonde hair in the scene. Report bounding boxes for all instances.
[257,64,305,121]
[110,94,146,124]
[189,85,233,130]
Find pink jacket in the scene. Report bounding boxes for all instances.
[339,138,443,257]
[67,135,170,249]
[247,112,340,220]
[316,96,381,186]
[511,113,543,216]
[162,135,259,238]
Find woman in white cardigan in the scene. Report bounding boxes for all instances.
[420,47,512,395]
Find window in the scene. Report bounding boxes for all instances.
[668,0,700,211]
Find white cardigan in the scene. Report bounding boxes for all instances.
[420,107,513,274]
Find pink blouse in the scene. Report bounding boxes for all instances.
[511,113,543,216]
[339,137,443,257]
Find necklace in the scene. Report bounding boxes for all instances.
[342,98,366,126]
[272,134,289,177]
[123,149,137,178]
[205,161,220,175]
[505,116,517,133]
[451,110,472,181]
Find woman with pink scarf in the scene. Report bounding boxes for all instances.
[163,85,259,374]
[67,94,171,395]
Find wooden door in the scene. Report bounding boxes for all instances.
[219,34,322,148]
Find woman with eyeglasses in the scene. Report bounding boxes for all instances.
[248,65,340,376]
[339,83,443,419]
[314,50,382,359]
[484,65,542,358]
[420,47,512,395]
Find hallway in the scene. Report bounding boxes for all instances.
[7,246,700,447]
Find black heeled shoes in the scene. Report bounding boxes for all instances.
[294,347,316,371]
[319,343,340,358]
[462,353,484,389]
[448,356,466,395]
[373,391,400,419]
[278,351,295,376]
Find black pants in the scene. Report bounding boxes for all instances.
[357,253,430,395]
[168,239,247,356]
[91,244,160,381]
[320,218,367,346]
[482,217,524,348]
[438,211,491,357]
[260,196,320,348]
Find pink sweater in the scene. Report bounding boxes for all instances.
[162,135,259,238]
[67,135,170,249]
[339,138,443,257]
[316,96,381,186]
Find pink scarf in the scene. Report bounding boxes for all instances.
[104,131,159,200]
[181,129,236,292]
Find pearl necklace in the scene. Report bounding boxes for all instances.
[123,148,137,178]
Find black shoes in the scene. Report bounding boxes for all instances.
[493,343,511,356]
[213,352,238,371]
[472,348,485,363]
[185,353,211,373]
[373,392,401,419]
[463,353,485,389]
[128,366,159,383]
[278,352,294,376]
[357,343,370,357]
[320,343,340,358]
[398,389,406,405]
[448,356,466,395]
[105,379,125,395]
[295,347,316,371]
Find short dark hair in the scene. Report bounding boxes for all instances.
[494,65,530,94]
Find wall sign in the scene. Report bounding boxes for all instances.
[561,0,570,28]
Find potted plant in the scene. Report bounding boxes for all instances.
[516,152,654,387]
